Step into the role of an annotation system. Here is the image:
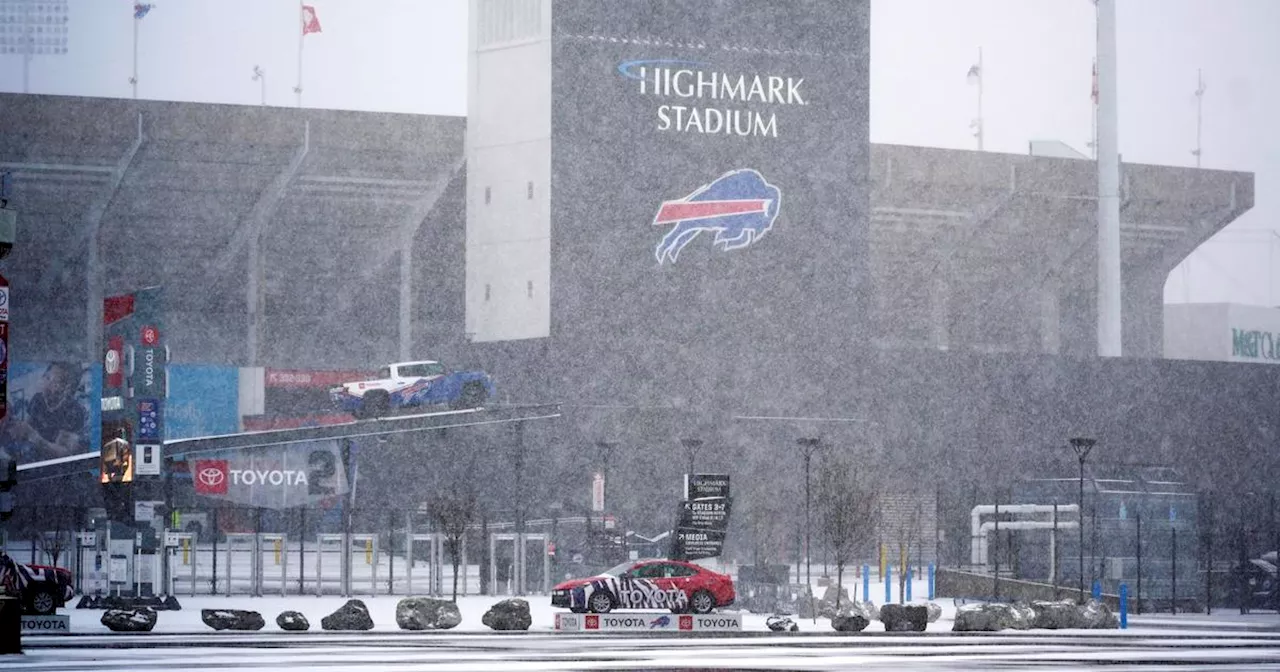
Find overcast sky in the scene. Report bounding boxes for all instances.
[2,0,1276,305]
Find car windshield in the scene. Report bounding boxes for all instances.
[602,561,636,577]
[374,367,390,380]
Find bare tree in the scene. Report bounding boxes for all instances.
[889,497,925,605]
[817,456,879,615]
[428,486,476,602]
[27,507,76,567]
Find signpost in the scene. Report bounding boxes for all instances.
[671,474,732,561]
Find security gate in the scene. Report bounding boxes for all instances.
[350,534,378,595]
[225,533,258,596]
[164,531,197,596]
[406,533,468,596]
[315,534,345,596]
[258,533,288,596]
[489,532,550,596]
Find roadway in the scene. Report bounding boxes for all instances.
[16,630,1280,671]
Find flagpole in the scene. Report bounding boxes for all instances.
[1090,59,1098,160]
[295,0,304,108]
[1193,68,1205,168]
[976,47,984,151]
[21,1,30,93]
[132,10,139,99]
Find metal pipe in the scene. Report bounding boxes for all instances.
[1096,0,1123,356]
[975,520,1080,565]
[970,503,1080,544]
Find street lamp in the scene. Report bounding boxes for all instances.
[796,437,823,597]
[1068,437,1096,603]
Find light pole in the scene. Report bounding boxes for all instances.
[796,437,823,597]
[1069,437,1096,602]
[680,438,703,495]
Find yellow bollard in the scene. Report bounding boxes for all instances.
[181,538,190,566]
[274,538,282,566]
[365,539,372,565]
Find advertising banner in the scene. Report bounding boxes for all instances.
[554,612,741,632]
[0,271,8,423]
[190,438,348,509]
[101,287,166,483]
[0,361,101,466]
[166,364,239,440]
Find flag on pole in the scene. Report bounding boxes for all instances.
[134,3,153,19]
[302,4,321,35]
[966,63,981,85]
[1091,59,1098,105]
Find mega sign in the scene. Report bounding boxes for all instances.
[191,439,347,509]
[618,59,807,138]
[1231,328,1280,363]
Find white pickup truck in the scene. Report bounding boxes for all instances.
[328,360,495,419]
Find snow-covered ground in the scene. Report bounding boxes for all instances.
[58,575,1280,636]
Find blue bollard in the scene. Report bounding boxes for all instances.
[928,564,936,600]
[906,568,913,602]
[1119,583,1129,629]
[863,565,871,604]
[1092,579,1102,601]
[885,564,892,603]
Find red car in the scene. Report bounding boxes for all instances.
[0,554,76,615]
[550,558,735,614]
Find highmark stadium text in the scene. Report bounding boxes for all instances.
[621,61,807,137]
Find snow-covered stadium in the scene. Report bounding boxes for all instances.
[0,0,1272,615]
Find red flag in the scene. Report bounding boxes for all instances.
[1091,59,1098,105]
[302,4,322,35]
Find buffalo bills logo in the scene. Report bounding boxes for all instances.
[649,615,671,628]
[653,169,781,264]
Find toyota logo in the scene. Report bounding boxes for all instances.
[104,349,120,374]
[198,467,225,487]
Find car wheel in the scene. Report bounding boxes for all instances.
[26,586,58,616]
[587,591,615,614]
[689,590,715,614]
[363,391,391,419]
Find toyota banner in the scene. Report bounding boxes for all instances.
[190,439,347,509]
